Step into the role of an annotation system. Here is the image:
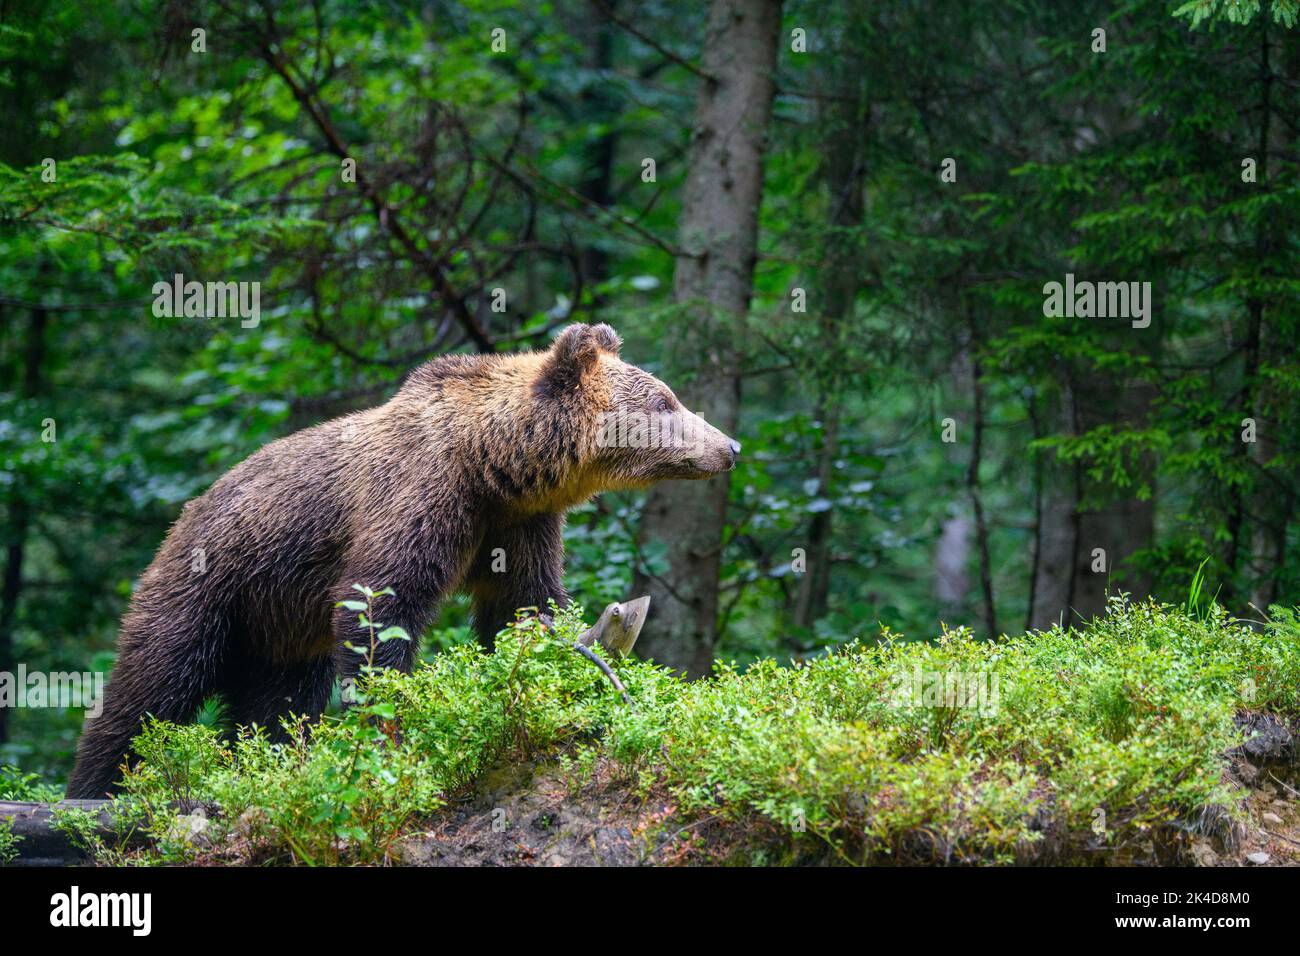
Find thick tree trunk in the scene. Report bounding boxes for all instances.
[633,0,782,676]
[934,512,972,614]
[1029,376,1156,630]
[1225,296,1264,596]
[1068,379,1156,621]
[1071,492,1155,619]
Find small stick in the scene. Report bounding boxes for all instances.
[1261,828,1300,849]
[1269,771,1300,799]
[572,643,632,706]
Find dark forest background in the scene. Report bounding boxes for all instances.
[2,0,1298,783]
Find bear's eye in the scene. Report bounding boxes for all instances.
[652,395,673,414]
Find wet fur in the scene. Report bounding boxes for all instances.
[66,324,736,798]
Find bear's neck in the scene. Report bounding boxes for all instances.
[404,354,608,514]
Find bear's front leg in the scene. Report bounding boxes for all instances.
[467,511,568,650]
[332,585,425,682]
[332,516,473,682]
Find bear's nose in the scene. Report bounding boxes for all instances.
[729,439,742,459]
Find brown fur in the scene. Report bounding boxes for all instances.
[66,324,738,798]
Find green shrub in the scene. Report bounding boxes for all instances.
[0,764,64,802]
[0,820,18,864]
[71,596,1300,866]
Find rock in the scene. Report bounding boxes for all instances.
[1234,713,1295,762]
[1236,761,1259,786]
[1246,851,1271,865]
[1190,840,1218,867]
[1262,812,1284,826]
[165,810,211,848]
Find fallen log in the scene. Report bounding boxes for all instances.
[1,799,115,866]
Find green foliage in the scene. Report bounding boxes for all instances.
[0,819,18,864]
[81,601,632,864]
[608,599,1298,863]
[4,0,1300,794]
[81,600,1300,866]
[1,765,78,864]
[1174,0,1300,29]
[1185,557,1223,622]
[0,764,63,801]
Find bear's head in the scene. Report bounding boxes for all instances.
[537,323,741,492]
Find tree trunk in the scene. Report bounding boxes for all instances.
[1068,379,1156,621]
[1028,370,1155,630]
[965,305,997,639]
[1027,385,1079,631]
[1248,316,1290,614]
[795,60,865,631]
[794,398,839,630]
[576,0,619,296]
[632,0,782,676]
[1246,18,1286,615]
[1245,438,1290,614]
[934,512,972,614]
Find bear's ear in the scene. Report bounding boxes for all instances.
[539,323,622,394]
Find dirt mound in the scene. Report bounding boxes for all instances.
[391,760,668,866]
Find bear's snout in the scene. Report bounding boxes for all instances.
[691,421,743,476]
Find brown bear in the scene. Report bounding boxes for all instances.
[66,323,739,798]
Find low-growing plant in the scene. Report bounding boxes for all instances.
[0,819,19,864]
[55,596,1300,866]
[0,764,64,802]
